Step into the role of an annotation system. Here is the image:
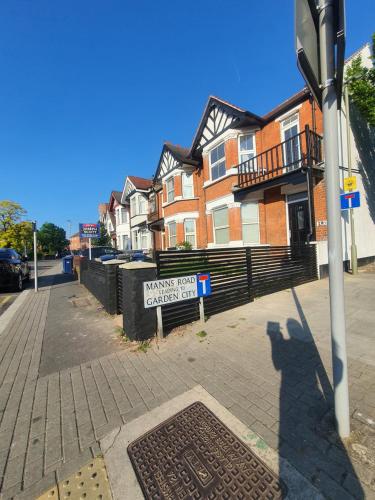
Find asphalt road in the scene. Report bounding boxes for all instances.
[0,259,60,315]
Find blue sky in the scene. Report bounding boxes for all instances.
[0,1,373,236]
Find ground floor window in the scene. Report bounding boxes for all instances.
[213,207,229,244]
[132,231,139,250]
[168,222,177,247]
[241,202,260,245]
[140,230,148,249]
[184,219,196,247]
[121,235,130,250]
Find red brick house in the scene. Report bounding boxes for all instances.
[148,90,326,251]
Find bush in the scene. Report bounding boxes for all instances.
[177,240,193,250]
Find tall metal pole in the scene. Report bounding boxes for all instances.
[33,222,38,293]
[89,238,92,260]
[344,85,358,274]
[319,0,350,437]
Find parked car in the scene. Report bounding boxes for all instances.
[79,246,121,260]
[0,248,30,291]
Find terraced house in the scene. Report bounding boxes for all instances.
[148,90,326,252]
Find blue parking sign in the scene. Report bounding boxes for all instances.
[196,273,212,297]
[340,191,360,210]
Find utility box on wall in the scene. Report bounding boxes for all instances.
[120,262,157,341]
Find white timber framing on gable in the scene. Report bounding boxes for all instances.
[159,150,180,179]
[124,178,136,200]
[197,103,240,151]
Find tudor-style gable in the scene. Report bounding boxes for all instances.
[154,143,198,182]
[190,96,264,156]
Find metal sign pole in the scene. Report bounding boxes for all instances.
[156,306,164,339]
[89,238,92,260]
[33,222,38,293]
[199,297,205,325]
[319,0,350,437]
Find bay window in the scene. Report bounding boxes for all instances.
[138,195,146,214]
[213,207,229,244]
[168,222,177,247]
[241,202,260,245]
[184,219,196,247]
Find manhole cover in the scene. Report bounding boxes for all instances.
[128,401,287,499]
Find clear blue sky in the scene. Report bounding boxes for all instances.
[0,1,373,236]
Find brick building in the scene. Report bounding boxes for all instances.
[69,233,90,252]
[147,90,326,252]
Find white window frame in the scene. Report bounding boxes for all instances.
[140,230,148,250]
[241,202,260,245]
[184,219,196,247]
[210,142,226,181]
[281,114,301,172]
[132,230,139,250]
[149,194,157,213]
[168,221,177,247]
[130,197,137,217]
[212,206,230,245]
[166,177,175,203]
[138,195,146,214]
[120,207,127,224]
[238,133,256,172]
[182,172,194,198]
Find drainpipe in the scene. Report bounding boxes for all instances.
[304,125,316,242]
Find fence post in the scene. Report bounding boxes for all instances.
[120,262,157,341]
[245,247,253,302]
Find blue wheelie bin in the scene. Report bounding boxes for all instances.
[62,255,74,274]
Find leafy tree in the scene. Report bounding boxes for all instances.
[92,221,111,246]
[345,34,375,127]
[38,222,69,254]
[0,200,26,231]
[0,221,33,254]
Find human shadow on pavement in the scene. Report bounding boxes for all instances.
[266,288,364,499]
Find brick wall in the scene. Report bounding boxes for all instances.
[313,178,328,241]
[264,187,288,245]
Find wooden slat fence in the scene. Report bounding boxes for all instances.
[156,245,317,331]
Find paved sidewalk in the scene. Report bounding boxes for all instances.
[0,269,374,499]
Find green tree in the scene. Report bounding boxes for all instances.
[345,34,375,127]
[0,200,26,231]
[38,222,69,254]
[92,221,111,246]
[0,221,33,254]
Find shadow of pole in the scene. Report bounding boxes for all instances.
[265,288,364,498]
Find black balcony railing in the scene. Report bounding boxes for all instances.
[237,125,323,189]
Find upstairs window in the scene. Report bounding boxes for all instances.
[281,114,300,171]
[239,134,255,164]
[149,194,156,213]
[210,143,226,181]
[130,197,137,217]
[138,195,146,214]
[168,222,177,247]
[182,173,194,198]
[120,208,127,224]
[166,177,175,203]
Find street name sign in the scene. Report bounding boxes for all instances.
[79,223,100,238]
[340,191,360,210]
[343,176,356,192]
[144,275,198,308]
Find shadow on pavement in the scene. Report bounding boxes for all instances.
[266,288,364,499]
[33,272,77,289]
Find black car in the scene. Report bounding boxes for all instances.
[0,248,30,291]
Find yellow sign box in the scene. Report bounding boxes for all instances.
[344,176,356,192]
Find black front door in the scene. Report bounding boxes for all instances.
[288,200,310,245]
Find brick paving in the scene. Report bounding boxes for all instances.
[0,269,374,499]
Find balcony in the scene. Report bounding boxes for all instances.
[237,126,323,190]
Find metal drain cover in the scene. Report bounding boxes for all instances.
[128,401,287,499]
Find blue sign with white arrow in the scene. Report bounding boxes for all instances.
[340,191,360,210]
[196,273,212,297]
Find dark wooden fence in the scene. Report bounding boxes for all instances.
[156,245,317,331]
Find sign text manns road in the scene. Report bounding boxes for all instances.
[144,275,198,308]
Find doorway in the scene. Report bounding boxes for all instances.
[288,199,310,245]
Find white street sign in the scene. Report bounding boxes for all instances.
[144,276,197,308]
